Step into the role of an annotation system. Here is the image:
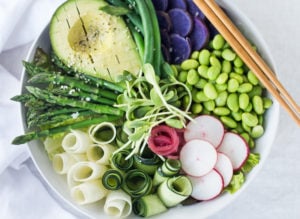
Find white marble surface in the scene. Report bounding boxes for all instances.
[0,0,299,219]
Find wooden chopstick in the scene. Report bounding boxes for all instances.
[193,0,300,126]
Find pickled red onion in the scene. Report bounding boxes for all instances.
[148,125,180,156]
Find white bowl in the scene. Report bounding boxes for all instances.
[20,0,280,218]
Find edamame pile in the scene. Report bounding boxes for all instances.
[176,34,273,149]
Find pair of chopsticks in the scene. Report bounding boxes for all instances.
[193,0,300,126]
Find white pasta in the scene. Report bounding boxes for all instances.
[52,152,76,174]
[70,180,108,205]
[104,190,132,218]
[88,122,116,144]
[86,143,115,165]
[67,161,108,188]
[62,130,92,154]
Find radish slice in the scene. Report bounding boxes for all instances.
[184,115,225,148]
[214,153,233,187]
[180,139,217,177]
[189,170,224,201]
[217,132,250,171]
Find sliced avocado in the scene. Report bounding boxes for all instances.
[49,0,142,82]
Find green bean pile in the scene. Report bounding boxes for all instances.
[176,34,273,149]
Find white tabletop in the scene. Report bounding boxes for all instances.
[0,0,299,219]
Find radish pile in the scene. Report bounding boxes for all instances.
[180,115,249,200]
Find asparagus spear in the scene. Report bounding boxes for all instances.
[28,111,97,129]
[23,61,48,77]
[30,58,124,93]
[27,108,88,128]
[12,115,122,145]
[26,86,124,116]
[51,87,116,105]
[28,73,102,95]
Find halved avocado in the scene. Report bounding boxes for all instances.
[50,0,142,82]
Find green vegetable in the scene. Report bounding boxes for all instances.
[225,172,245,194]
[122,169,152,198]
[157,176,192,207]
[114,63,192,158]
[111,150,134,171]
[49,0,141,82]
[133,194,167,217]
[212,34,225,50]
[133,153,162,175]
[102,169,123,190]
[12,115,121,145]
[26,86,123,116]
[241,153,260,173]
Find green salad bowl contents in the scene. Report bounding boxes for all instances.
[12,0,279,218]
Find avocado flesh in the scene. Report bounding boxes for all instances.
[50,0,142,82]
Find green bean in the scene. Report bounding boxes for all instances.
[178,71,188,83]
[187,69,200,85]
[248,85,262,98]
[170,65,179,78]
[216,72,229,84]
[240,132,250,143]
[247,70,259,85]
[194,78,208,89]
[213,107,230,116]
[242,121,251,133]
[210,56,221,68]
[242,112,258,127]
[207,66,221,81]
[244,102,253,112]
[234,67,244,74]
[181,59,199,70]
[212,34,225,50]
[252,95,264,114]
[233,56,244,68]
[212,50,222,57]
[145,0,162,75]
[182,95,191,109]
[222,60,232,73]
[239,93,250,110]
[215,91,228,107]
[191,103,203,114]
[263,97,273,109]
[136,0,154,64]
[199,49,211,65]
[231,110,242,121]
[197,65,209,79]
[237,83,253,93]
[215,83,228,92]
[191,51,200,60]
[220,116,237,128]
[196,91,209,102]
[230,73,244,84]
[227,78,239,92]
[227,93,239,112]
[222,48,236,61]
[251,125,264,138]
[203,100,215,111]
[191,89,201,103]
[248,138,255,149]
[203,83,218,100]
